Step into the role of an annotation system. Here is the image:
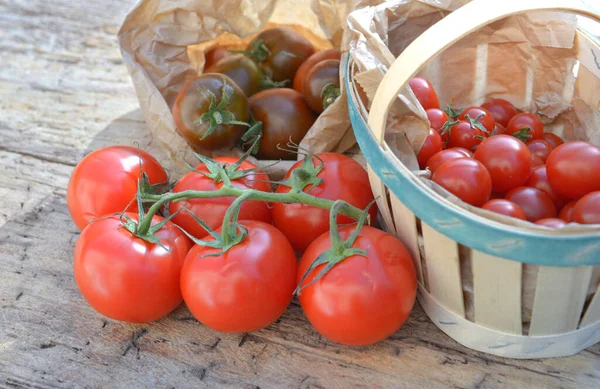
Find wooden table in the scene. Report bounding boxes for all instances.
[1,1,599,388]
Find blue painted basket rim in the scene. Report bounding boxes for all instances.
[344,55,600,267]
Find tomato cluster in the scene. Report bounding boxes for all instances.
[174,28,342,159]
[413,78,600,227]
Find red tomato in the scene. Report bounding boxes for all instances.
[481,199,526,220]
[170,157,271,239]
[458,106,496,133]
[426,108,449,131]
[447,121,486,150]
[542,132,564,149]
[535,218,567,229]
[491,123,507,136]
[506,113,544,141]
[181,220,297,332]
[74,213,192,323]
[273,153,377,253]
[409,77,439,110]
[481,99,518,127]
[526,139,554,163]
[433,159,492,206]
[298,226,416,346]
[474,135,532,193]
[546,141,600,199]
[505,187,557,222]
[417,128,444,169]
[67,146,168,231]
[426,148,473,174]
[559,200,577,222]
[532,154,545,167]
[573,191,600,224]
[525,166,567,209]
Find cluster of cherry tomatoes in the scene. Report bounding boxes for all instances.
[412,77,600,228]
[173,26,342,160]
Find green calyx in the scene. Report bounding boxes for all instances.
[240,116,263,156]
[196,83,250,141]
[279,154,325,194]
[439,119,460,137]
[511,126,533,142]
[232,39,270,63]
[321,83,340,111]
[260,75,289,90]
[444,104,464,120]
[465,113,490,135]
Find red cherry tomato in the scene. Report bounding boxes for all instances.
[432,159,492,206]
[506,113,544,141]
[458,106,496,133]
[525,165,567,209]
[481,199,527,220]
[447,121,486,151]
[532,155,545,167]
[546,141,600,199]
[505,187,557,222]
[572,191,600,224]
[417,128,444,169]
[408,77,439,110]
[426,108,449,131]
[559,200,577,222]
[426,148,473,174]
[474,135,532,194]
[542,132,564,149]
[491,123,507,136]
[535,218,567,229]
[526,139,554,163]
[481,98,518,127]
[298,226,416,346]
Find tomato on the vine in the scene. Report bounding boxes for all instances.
[426,108,449,131]
[573,191,600,224]
[432,158,491,206]
[417,128,444,169]
[504,187,557,222]
[481,98,517,127]
[426,148,472,174]
[506,113,544,141]
[447,120,486,150]
[546,141,600,199]
[481,199,526,220]
[458,106,496,134]
[408,77,439,110]
[205,54,262,97]
[293,48,340,93]
[303,59,340,113]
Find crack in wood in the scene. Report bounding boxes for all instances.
[121,328,148,358]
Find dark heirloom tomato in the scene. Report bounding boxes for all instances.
[249,88,317,160]
[417,128,444,169]
[506,113,544,141]
[505,187,557,222]
[294,48,340,92]
[546,141,600,199]
[303,59,341,113]
[245,27,315,82]
[173,74,250,152]
[573,191,600,224]
[432,159,492,206]
[459,106,496,133]
[481,199,527,220]
[206,54,262,97]
[408,77,439,110]
[204,47,231,69]
[426,147,472,174]
[481,98,517,127]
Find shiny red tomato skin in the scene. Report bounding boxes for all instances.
[447,121,486,150]
[458,106,496,133]
[432,159,492,206]
[298,226,416,346]
[491,123,507,136]
[506,113,544,140]
[67,146,167,231]
[532,155,545,167]
[426,148,472,174]
[417,128,444,169]
[74,213,192,323]
[170,157,271,239]
[526,139,553,163]
[525,166,567,209]
[559,200,577,222]
[481,99,517,127]
[535,218,567,228]
[481,199,527,220]
[474,135,532,194]
[273,153,377,253]
[546,141,600,199]
[542,132,564,149]
[505,187,557,222]
[408,77,439,110]
[573,191,600,224]
[181,220,297,332]
[426,108,449,131]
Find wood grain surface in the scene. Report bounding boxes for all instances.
[1,0,599,387]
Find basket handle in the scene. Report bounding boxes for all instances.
[367,0,600,143]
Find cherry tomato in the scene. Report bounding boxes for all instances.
[74,213,192,323]
[204,47,231,69]
[474,135,532,194]
[481,98,517,127]
[293,48,340,93]
[303,59,340,113]
[447,121,486,150]
[273,153,377,253]
[173,74,249,152]
[532,155,545,167]
[525,166,567,209]
[546,141,600,199]
[542,132,564,149]
[535,218,567,228]
[298,226,416,346]
[181,220,297,332]
[491,122,507,136]
[481,199,526,220]
[417,128,444,169]
[205,54,262,97]
[573,191,600,224]
[459,106,496,134]
[559,200,577,222]
[426,148,473,174]
[432,159,492,206]
[408,77,439,110]
[426,108,449,131]
[67,146,168,231]
[506,113,544,141]
[249,88,317,160]
[170,157,271,239]
[504,187,557,222]
[526,139,553,163]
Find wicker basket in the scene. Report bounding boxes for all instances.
[346,0,600,359]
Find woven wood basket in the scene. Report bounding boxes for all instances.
[346,0,600,358]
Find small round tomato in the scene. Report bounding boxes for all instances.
[504,187,557,222]
[426,148,472,174]
[67,146,168,231]
[303,59,340,113]
[297,226,416,346]
[74,213,192,323]
[459,106,496,133]
[249,88,317,160]
[559,200,577,222]
[293,49,340,93]
[447,121,486,150]
[546,141,600,199]
[205,54,262,97]
[491,123,507,136]
[408,77,439,110]
[481,98,517,127]
[532,155,545,167]
[474,135,532,193]
[573,191,600,224]
[170,157,271,239]
[542,132,564,149]
[426,108,449,131]
[181,220,297,332]
[433,159,492,206]
[525,165,567,209]
[173,74,250,152]
[481,199,526,220]
[204,47,231,69]
[273,153,377,253]
[526,139,553,163]
[535,218,567,229]
[417,128,444,169]
[506,113,544,141]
